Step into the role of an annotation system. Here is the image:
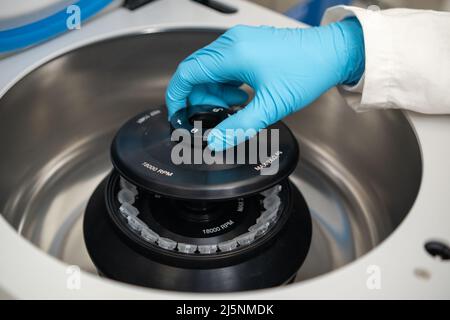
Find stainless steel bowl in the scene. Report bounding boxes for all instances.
[0,30,422,286]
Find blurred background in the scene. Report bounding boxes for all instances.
[249,0,450,25]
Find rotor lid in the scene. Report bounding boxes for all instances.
[110,105,299,201]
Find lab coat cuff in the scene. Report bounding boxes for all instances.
[322,6,393,111]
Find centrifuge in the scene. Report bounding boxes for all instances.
[0,0,449,299]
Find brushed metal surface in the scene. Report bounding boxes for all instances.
[0,30,422,285]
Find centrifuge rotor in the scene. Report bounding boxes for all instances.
[83,105,312,292]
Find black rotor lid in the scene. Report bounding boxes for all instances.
[110,105,299,200]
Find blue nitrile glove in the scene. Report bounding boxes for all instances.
[166,18,365,151]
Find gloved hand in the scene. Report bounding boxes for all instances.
[166,18,365,151]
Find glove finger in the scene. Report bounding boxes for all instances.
[188,84,248,108]
[207,94,270,151]
[166,25,252,119]
[210,84,249,106]
[188,87,229,108]
[165,58,216,119]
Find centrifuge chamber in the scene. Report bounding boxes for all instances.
[0,29,422,292]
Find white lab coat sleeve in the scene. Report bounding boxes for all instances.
[322,6,450,114]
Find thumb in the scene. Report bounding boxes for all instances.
[207,94,270,151]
